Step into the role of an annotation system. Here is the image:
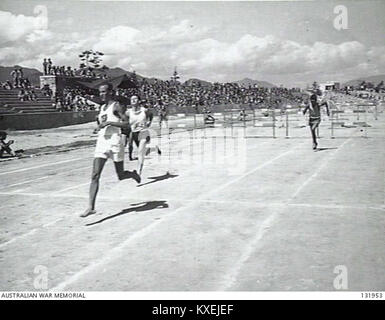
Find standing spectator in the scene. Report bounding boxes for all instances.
[10,67,19,87]
[55,97,64,112]
[5,80,13,90]
[47,58,52,75]
[43,58,48,75]
[18,68,24,80]
[18,89,26,101]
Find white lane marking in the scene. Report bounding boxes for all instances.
[0,165,91,190]
[0,229,37,248]
[0,126,198,191]
[42,218,64,228]
[0,203,19,210]
[0,215,79,249]
[0,138,293,250]
[50,143,300,291]
[219,134,355,290]
[53,182,91,194]
[2,193,382,212]
[290,136,353,200]
[0,136,294,253]
[0,157,87,176]
[288,203,385,211]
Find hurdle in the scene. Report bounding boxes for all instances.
[331,110,346,139]
[248,108,276,138]
[284,108,301,138]
[353,109,368,138]
[331,106,369,139]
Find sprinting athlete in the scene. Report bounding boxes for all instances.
[203,106,215,124]
[156,100,168,129]
[238,109,247,121]
[303,90,330,150]
[122,123,135,161]
[81,84,140,218]
[127,95,161,177]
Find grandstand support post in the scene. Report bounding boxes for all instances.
[374,104,378,120]
[203,119,206,139]
[243,111,246,137]
[231,111,234,138]
[285,109,289,138]
[168,126,171,164]
[193,113,196,129]
[364,108,368,138]
[331,110,335,139]
[272,108,276,138]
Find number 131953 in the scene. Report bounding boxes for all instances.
[361,292,383,299]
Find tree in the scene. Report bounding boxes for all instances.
[359,81,366,90]
[171,67,180,84]
[366,82,374,89]
[375,81,384,92]
[78,50,107,75]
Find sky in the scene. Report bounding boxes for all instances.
[0,0,384,87]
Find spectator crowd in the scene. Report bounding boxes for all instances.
[0,67,39,102]
[113,80,306,112]
[42,58,108,79]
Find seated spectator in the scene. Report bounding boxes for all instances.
[55,98,65,112]
[3,80,12,90]
[0,131,16,158]
[18,89,26,101]
[28,90,38,101]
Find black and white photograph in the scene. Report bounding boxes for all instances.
[0,0,384,300]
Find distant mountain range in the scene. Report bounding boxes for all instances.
[0,65,278,88]
[233,78,276,88]
[0,65,42,86]
[184,78,213,87]
[99,67,144,81]
[342,74,385,87]
[2,64,382,89]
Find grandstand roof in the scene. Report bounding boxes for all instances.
[78,74,138,90]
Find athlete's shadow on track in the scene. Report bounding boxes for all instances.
[86,200,169,226]
[315,147,338,152]
[137,172,178,187]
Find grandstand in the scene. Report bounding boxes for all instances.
[0,87,55,115]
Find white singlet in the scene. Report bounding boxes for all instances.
[95,101,124,161]
[128,107,148,132]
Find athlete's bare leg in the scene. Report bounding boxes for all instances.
[137,139,147,176]
[128,139,134,160]
[81,157,106,217]
[113,161,140,183]
[310,123,318,149]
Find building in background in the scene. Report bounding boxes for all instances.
[319,81,340,91]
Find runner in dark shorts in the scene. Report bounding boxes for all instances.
[303,90,330,150]
[157,101,168,129]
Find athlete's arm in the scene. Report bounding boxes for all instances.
[320,101,330,116]
[100,102,129,129]
[145,109,154,127]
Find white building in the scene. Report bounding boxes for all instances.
[319,81,340,91]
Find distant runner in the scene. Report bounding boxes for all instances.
[303,90,330,150]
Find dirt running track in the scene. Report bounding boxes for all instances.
[0,115,384,291]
